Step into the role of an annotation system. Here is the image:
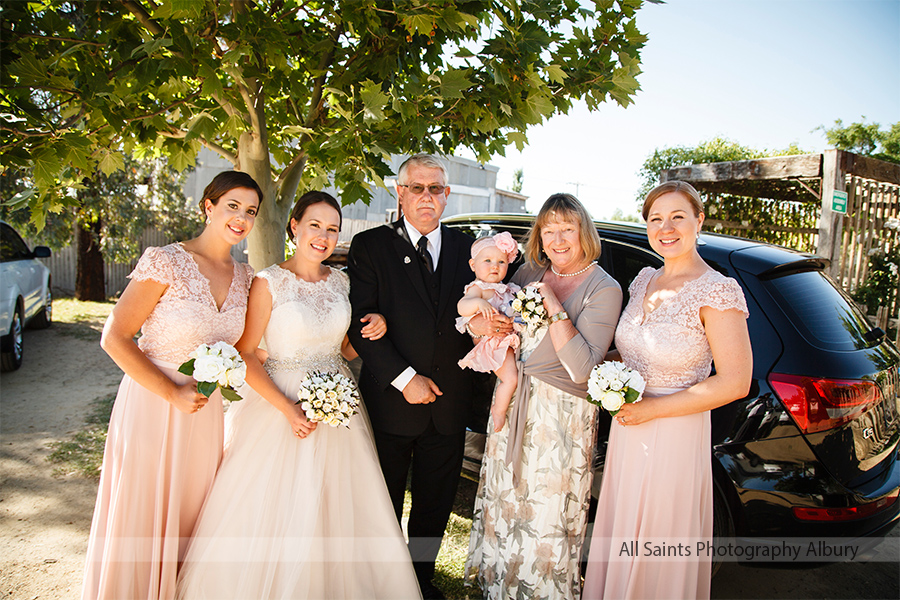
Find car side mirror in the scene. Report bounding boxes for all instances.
[33,246,51,258]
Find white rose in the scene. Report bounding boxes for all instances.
[325,390,338,401]
[608,378,624,391]
[625,370,646,394]
[599,390,626,412]
[193,355,224,383]
[301,401,312,411]
[315,389,326,400]
[192,344,211,359]
[226,363,246,388]
[587,378,605,402]
[210,341,238,359]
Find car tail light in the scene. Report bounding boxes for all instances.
[792,490,899,521]
[768,373,881,433]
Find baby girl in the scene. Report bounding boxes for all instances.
[457,232,521,432]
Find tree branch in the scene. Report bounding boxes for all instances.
[160,128,237,164]
[276,150,308,203]
[305,24,343,128]
[119,0,164,36]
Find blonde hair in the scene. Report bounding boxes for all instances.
[523,193,602,267]
[642,181,704,220]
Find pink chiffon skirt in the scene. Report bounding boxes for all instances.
[458,332,519,373]
[82,359,224,600]
[582,386,713,600]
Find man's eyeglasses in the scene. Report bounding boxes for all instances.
[400,183,446,196]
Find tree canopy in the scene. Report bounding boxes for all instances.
[2,0,655,268]
[818,118,900,164]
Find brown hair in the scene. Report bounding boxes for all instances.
[200,171,263,212]
[285,191,342,238]
[642,181,704,220]
[523,193,602,267]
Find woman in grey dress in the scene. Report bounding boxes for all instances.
[465,193,622,599]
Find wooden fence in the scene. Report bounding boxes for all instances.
[836,176,900,333]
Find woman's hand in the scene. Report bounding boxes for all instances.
[286,404,318,439]
[531,281,564,315]
[614,397,659,427]
[469,313,514,337]
[167,382,209,414]
[359,313,387,340]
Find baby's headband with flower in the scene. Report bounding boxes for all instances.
[471,231,518,263]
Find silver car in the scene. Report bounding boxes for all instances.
[1,221,52,371]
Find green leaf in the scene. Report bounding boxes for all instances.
[543,64,568,84]
[439,69,471,99]
[177,359,195,377]
[220,387,243,402]
[130,38,173,59]
[507,131,528,151]
[197,381,217,398]
[97,149,125,176]
[402,14,435,35]
[32,147,61,189]
[624,387,640,403]
[360,81,389,122]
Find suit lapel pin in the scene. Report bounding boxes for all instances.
[404,256,411,264]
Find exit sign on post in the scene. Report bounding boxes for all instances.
[832,191,848,214]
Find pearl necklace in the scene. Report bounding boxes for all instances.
[551,261,597,278]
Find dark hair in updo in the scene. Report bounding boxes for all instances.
[199,171,263,212]
[285,191,343,238]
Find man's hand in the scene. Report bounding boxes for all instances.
[469,313,514,337]
[402,374,443,404]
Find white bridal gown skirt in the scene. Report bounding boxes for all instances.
[176,368,422,600]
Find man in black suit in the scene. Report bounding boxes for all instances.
[347,154,478,599]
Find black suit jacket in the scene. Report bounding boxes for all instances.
[347,220,477,436]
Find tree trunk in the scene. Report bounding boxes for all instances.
[238,131,292,271]
[75,214,105,301]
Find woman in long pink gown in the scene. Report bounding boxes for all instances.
[81,172,261,600]
[582,181,752,600]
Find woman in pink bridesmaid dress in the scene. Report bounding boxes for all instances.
[583,181,753,600]
[81,172,261,600]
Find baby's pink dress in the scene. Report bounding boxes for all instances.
[458,280,521,372]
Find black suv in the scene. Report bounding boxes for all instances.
[444,213,899,550]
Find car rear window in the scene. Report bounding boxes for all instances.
[763,270,876,351]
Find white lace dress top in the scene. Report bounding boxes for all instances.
[128,243,254,363]
[615,267,749,389]
[256,265,351,375]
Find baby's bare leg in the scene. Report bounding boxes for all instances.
[491,349,518,432]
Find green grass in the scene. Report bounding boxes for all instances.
[404,475,482,599]
[52,296,115,341]
[47,393,115,478]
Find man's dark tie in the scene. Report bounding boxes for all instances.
[417,236,434,273]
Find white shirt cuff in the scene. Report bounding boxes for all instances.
[391,367,416,392]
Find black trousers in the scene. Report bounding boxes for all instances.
[373,420,466,586]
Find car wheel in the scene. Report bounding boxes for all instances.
[1,306,24,372]
[711,486,734,578]
[30,283,52,329]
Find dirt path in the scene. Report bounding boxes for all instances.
[1,323,122,599]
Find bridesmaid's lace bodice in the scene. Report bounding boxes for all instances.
[129,244,254,363]
[615,267,748,388]
[256,265,350,374]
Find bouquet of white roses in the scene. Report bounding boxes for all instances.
[178,342,246,402]
[296,371,361,428]
[510,285,547,329]
[586,361,646,415]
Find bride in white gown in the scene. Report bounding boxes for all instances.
[176,192,422,600]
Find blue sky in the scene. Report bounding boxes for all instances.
[461,0,900,218]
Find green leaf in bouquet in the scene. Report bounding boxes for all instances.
[197,381,217,398]
[624,387,641,403]
[178,358,196,376]
[220,387,243,402]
